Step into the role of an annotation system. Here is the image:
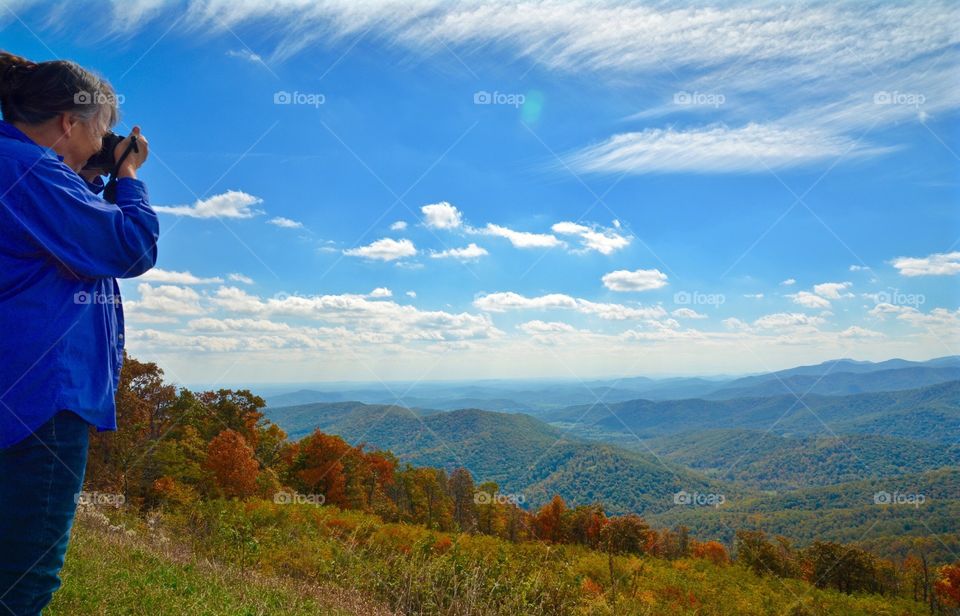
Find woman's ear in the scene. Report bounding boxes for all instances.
[59,112,79,139]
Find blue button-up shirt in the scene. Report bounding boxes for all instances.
[0,120,158,447]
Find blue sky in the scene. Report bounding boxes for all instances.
[4,1,959,385]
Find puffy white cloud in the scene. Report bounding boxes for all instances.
[368,287,393,298]
[672,308,707,319]
[154,190,263,219]
[268,216,304,229]
[789,291,832,309]
[390,221,408,231]
[474,291,665,321]
[551,221,631,255]
[602,268,668,292]
[519,320,577,335]
[838,326,884,339]
[890,251,960,276]
[343,238,417,261]
[813,281,853,299]
[188,318,292,332]
[206,286,501,343]
[431,243,489,261]
[139,268,222,285]
[406,290,417,298]
[421,201,463,229]
[129,283,205,315]
[753,312,826,329]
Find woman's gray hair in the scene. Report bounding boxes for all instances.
[0,51,119,132]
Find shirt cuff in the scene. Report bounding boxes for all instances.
[114,177,149,203]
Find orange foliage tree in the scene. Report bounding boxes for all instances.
[204,429,260,498]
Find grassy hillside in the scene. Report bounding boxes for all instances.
[263,403,737,513]
[54,499,933,616]
[48,510,392,616]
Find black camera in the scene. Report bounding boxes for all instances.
[82,131,125,172]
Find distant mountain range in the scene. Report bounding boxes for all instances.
[642,429,960,490]
[264,356,960,412]
[263,377,959,517]
[263,402,735,515]
[543,380,960,443]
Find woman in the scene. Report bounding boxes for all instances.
[0,51,157,615]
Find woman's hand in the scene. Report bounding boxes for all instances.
[115,126,149,179]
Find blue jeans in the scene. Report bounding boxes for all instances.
[0,411,89,616]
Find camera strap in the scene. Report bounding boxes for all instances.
[103,135,140,204]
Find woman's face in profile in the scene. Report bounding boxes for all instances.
[60,112,107,171]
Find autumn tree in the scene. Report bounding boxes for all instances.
[284,430,352,507]
[448,468,479,532]
[535,495,568,543]
[806,541,880,595]
[735,530,798,578]
[935,562,960,609]
[204,429,260,498]
[692,540,730,565]
[85,353,176,501]
[600,514,651,556]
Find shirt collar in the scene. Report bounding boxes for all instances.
[0,120,66,162]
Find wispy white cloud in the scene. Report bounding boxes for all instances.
[139,268,223,285]
[268,216,304,229]
[226,48,265,64]
[565,124,894,175]
[474,291,665,321]
[470,223,562,249]
[390,220,408,231]
[228,273,254,285]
